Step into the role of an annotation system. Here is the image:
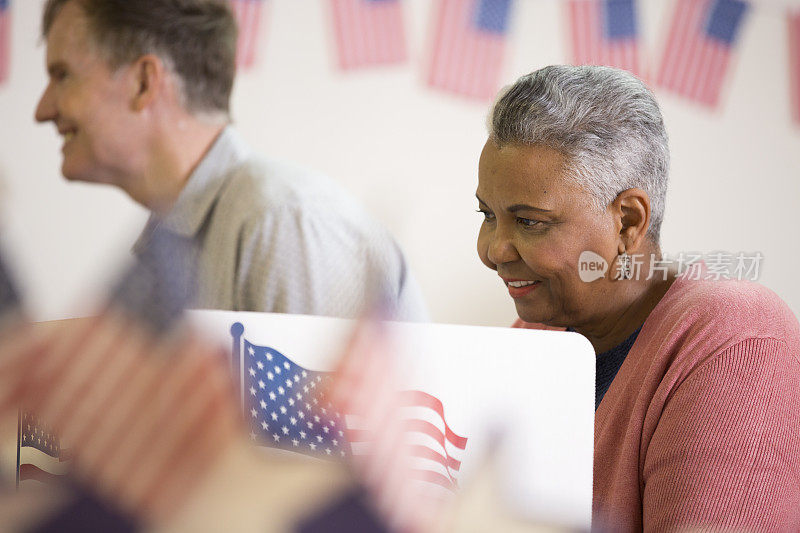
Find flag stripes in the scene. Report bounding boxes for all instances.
[330,0,407,70]
[568,0,642,76]
[426,0,513,100]
[656,0,749,107]
[231,0,266,70]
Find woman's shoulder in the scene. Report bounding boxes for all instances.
[651,275,800,351]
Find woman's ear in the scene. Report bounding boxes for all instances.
[612,188,651,252]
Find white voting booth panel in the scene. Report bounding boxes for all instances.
[189,310,595,529]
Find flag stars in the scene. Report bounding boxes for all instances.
[249,367,256,376]
[300,431,307,439]
[269,392,276,401]
[314,415,321,423]
[257,361,264,370]
[294,374,300,383]
[284,362,290,370]
[278,386,285,395]
[302,370,307,378]
[267,371,274,381]
[298,411,305,419]
[261,421,269,430]
[248,347,255,356]
[285,379,293,388]
[288,398,295,407]
[292,439,299,447]
[307,422,314,429]
[323,426,330,434]
[274,365,281,374]
[250,432,257,440]
[296,393,302,400]
[333,439,338,446]
[290,416,297,426]
[271,412,278,421]
[266,353,273,361]
[325,448,331,455]
[258,380,266,389]
[273,434,280,442]
[282,426,289,435]
[316,435,323,443]
[338,430,344,437]
[309,443,317,451]
[303,385,309,393]
[249,387,256,396]
[260,400,267,410]
[280,406,287,414]
[316,376,322,382]
[251,408,257,418]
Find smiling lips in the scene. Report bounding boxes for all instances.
[502,277,541,298]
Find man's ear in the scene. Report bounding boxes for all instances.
[612,188,651,253]
[130,54,166,112]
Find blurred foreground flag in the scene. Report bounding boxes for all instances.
[230,0,267,70]
[789,8,800,126]
[0,0,9,84]
[566,0,643,77]
[328,319,467,532]
[656,0,749,107]
[426,0,514,100]
[329,0,407,70]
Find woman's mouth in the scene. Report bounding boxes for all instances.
[503,279,541,298]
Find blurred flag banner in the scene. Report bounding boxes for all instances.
[17,413,69,487]
[656,0,749,107]
[426,0,514,100]
[567,0,643,77]
[330,0,407,70]
[0,0,9,84]
[789,8,800,126]
[230,0,267,70]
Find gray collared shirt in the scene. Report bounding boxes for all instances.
[134,126,427,321]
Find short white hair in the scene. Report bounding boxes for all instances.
[488,65,669,243]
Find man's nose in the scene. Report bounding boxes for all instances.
[35,84,56,123]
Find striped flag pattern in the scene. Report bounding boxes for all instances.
[567,0,643,77]
[427,0,514,100]
[328,319,467,532]
[789,8,800,126]
[330,0,407,70]
[0,0,10,84]
[656,0,750,107]
[230,0,267,70]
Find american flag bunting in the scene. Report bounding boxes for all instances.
[656,0,750,107]
[230,0,267,70]
[789,8,800,126]
[426,0,514,100]
[330,0,407,70]
[17,413,69,486]
[567,0,643,77]
[0,0,10,84]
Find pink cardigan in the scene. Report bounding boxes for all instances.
[516,273,800,531]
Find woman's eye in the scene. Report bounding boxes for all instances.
[516,217,541,228]
[477,209,495,222]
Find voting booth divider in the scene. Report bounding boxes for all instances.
[190,310,596,529]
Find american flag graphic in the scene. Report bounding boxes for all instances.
[330,0,407,70]
[230,0,267,70]
[328,318,467,531]
[233,321,467,530]
[567,0,643,77]
[0,0,10,85]
[426,0,514,101]
[789,8,800,126]
[17,413,69,486]
[656,0,750,107]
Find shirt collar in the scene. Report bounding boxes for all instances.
[133,125,250,254]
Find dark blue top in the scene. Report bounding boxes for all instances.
[593,326,642,410]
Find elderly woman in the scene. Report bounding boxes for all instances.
[476,65,800,531]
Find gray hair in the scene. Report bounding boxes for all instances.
[488,65,669,243]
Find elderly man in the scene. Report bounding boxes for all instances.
[34,0,426,320]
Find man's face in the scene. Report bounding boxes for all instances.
[476,140,620,328]
[35,1,140,186]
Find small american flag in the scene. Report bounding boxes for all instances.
[656,0,749,108]
[243,338,349,458]
[567,0,643,77]
[789,8,800,126]
[0,0,10,84]
[329,0,407,70]
[230,0,267,70]
[426,0,514,101]
[17,413,69,486]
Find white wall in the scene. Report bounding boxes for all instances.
[0,0,798,326]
